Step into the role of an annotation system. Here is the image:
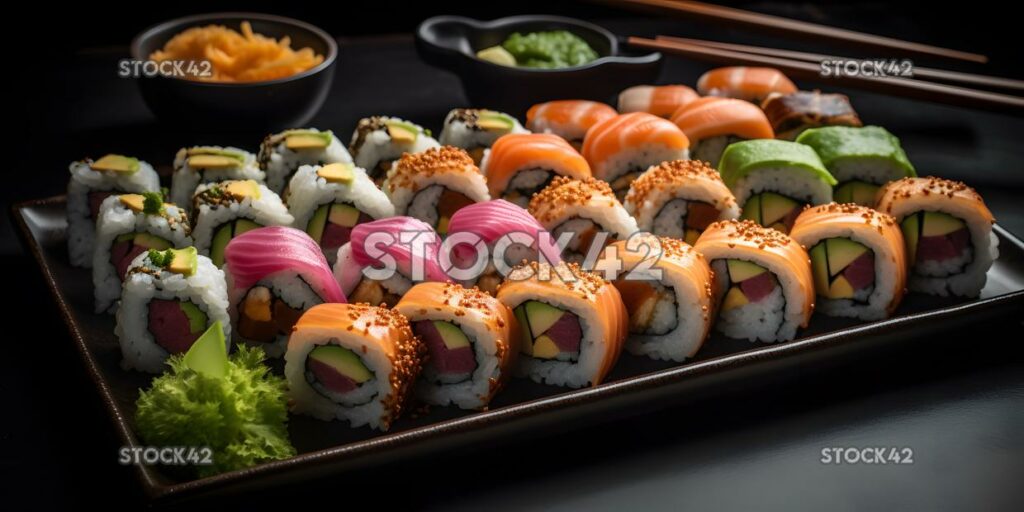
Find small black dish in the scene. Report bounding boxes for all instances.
[416,15,662,114]
[131,13,337,133]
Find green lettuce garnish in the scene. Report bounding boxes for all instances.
[134,323,295,477]
[142,191,165,215]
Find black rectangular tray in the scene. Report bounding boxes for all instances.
[13,196,1024,503]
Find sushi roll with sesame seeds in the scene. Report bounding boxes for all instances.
[190,180,294,268]
[438,108,528,165]
[348,116,439,186]
[694,220,815,343]
[395,282,519,410]
[383,146,490,235]
[258,128,352,194]
[171,146,264,211]
[284,303,426,430]
[496,261,628,388]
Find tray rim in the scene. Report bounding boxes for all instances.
[12,195,1024,503]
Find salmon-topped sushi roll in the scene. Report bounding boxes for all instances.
[525,100,617,150]
[617,84,700,119]
[670,97,774,168]
[697,66,797,104]
[481,133,592,208]
[582,112,690,200]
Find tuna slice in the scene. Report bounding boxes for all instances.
[842,251,875,290]
[320,213,371,251]
[308,358,358,394]
[88,191,114,219]
[739,271,776,302]
[111,239,147,280]
[917,228,969,263]
[414,321,476,375]
[544,312,582,353]
[148,299,200,354]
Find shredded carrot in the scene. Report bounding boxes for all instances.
[150,21,324,82]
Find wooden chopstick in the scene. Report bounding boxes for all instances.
[656,35,1024,92]
[627,36,1024,114]
[610,0,988,64]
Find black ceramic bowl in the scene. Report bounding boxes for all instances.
[131,13,337,133]
[416,15,662,114]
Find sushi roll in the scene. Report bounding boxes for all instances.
[697,66,797,104]
[334,217,447,308]
[617,84,699,118]
[529,177,639,266]
[286,163,394,264]
[719,139,836,234]
[694,220,815,343]
[258,128,352,194]
[191,180,294,267]
[762,91,862,141]
[624,160,740,245]
[284,303,425,430]
[481,133,592,208]
[348,116,439,185]
[394,282,518,410]
[171,146,264,210]
[525,100,617,150]
[437,108,528,165]
[602,235,715,362]
[669,97,774,168]
[224,226,347,358]
[875,177,998,297]
[116,247,230,373]
[93,192,193,314]
[496,261,628,388]
[796,126,916,207]
[446,199,562,294]
[67,154,160,268]
[790,203,907,320]
[384,146,489,235]
[582,112,690,200]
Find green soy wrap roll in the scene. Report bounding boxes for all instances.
[718,139,836,188]
[795,126,916,177]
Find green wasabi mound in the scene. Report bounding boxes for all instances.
[135,323,294,477]
[795,125,916,177]
[501,31,599,69]
[718,139,836,188]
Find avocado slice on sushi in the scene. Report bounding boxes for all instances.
[525,300,564,338]
[901,214,920,264]
[413,320,476,376]
[306,205,330,243]
[515,301,582,359]
[284,130,332,150]
[809,238,873,299]
[329,204,361,227]
[825,238,868,276]
[386,121,419,143]
[721,260,776,310]
[476,111,516,132]
[727,259,767,283]
[531,335,561,359]
[834,180,879,206]
[921,211,965,237]
[721,286,750,311]
[513,304,534,356]
[168,247,198,276]
[210,219,263,267]
[316,162,355,184]
[179,301,208,334]
[224,180,262,201]
[901,211,968,266]
[433,320,470,349]
[188,154,242,169]
[92,154,139,174]
[307,345,373,394]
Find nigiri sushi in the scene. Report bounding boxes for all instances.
[617,84,699,119]
[670,97,774,168]
[481,133,592,208]
[582,112,690,200]
[525,100,617,150]
[697,66,797,104]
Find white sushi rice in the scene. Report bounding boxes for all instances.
[626,171,741,235]
[438,109,527,151]
[385,164,490,222]
[828,158,907,186]
[115,251,230,373]
[224,268,325,358]
[709,258,799,343]
[260,129,352,194]
[731,166,834,207]
[911,229,998,297]
[623,273,708,362]
[170,147,264,211]
[191,182,293,258]
[349,117,439,175]
[535,202,639,268]
[67,158,160,268]
[594,145,690,189]
[690,135,740,169]
[92,196,193,314]
[332,243,413,299]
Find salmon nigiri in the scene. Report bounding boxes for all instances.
[617,85,699,118]
[526,100,618,150]
[670,97,774,167]
[697,67,797,104]
[481,133,592,207]
[581,112,690,200]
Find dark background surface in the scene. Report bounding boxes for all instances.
[6,1,1024,509]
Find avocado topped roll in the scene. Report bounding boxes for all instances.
[171,146,264,211]
[286,163,394,264]
[496,261,628,388]
[876,177,997,297]
[761,91,862,141]
[284,303,425,430]
[348,116,439,186]
[796,126,916,207]
[191,180,294,268]
[116,247,230,373]
[93,191,193,314]
[694,220,815,343]
[384,146,490,235]
[719,139,836,234]
[790,203,907,320]
[67,154,160,268]
[395,282,518,410]
[624,159,740,245]
[438,108,528,165]
[258,128,351,194]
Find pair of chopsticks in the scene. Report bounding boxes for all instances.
[610,0,1024,114]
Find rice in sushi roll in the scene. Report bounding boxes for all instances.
[258,128,352,194]
[348,116,439,186]
[624,159,740,245]
[762,91,862,141]
[481,133,593,208]
[669,97,774,168]
[438,108,527,165]
[582,112,690,200]
[496,261,628,388]
[286,163,394,263]
[384,146,489,235]
[789,203,907,320]
[719,139,836,234]
[875,177,997,297]
[694,220,815,343]
[93,192,193,313]
[395,282,518,409]
[190,180,294,267]
[116,247,230,373]
[67,154,160,268]
[617,84,699,118]
[697,66,797,104]
[525,100,617,150]
[171,146,264,210]
[284,303,425,430]
[796,126,915,207]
